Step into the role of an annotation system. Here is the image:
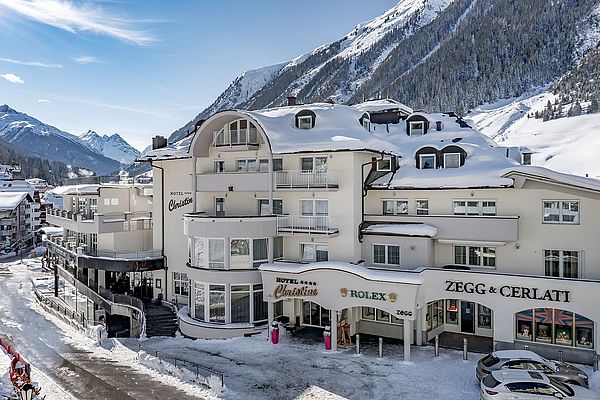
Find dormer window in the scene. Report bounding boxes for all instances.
[363,118,371,132]
[443,153,461,168]
[419,154,436,169]
[409,121,425,136]
[298,116,313,130]
[377,158,391,171]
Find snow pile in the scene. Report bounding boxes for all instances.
[0,346,13,399]
[84,325,108,346]
[136,350,224,393]
[362,223,438,237]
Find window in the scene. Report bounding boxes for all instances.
[194,282,204,321]
[300,156,327,173]
[361,307,401,325]
[272,158,283,172]
[208,239,225,269]
[90,198,97,216]
[253,284,268,322]
[302,301,330,327]
[543,201,579,224]
[258,199,283,215]
[419,154,436,169]
[298,116,313,130]
[453,200,496,216]
[416,200,429,215]
[544,250,578,278]
[173,272,188,296]
[230,239,250,269]
[301,243,328,262]
[252,238,268,268]
[426,300,444,330]
[258,159,269,172]
[236,159,257,172]
[383,200,408,215]
[443,153,461,168]
[446,300,458,325]
[215,197,224,216]
[377,159,391,171]
[454,245,496,267]
[409,121,425,136]
[209,285,225,323]
[301,199,328,217]
[362,118,371,132]
[373,244,400,266]
[516,308,593,349]
[478,304,492,329]
[362,307,375,320]
[214,160,225,173]
[273,237,283,260]
[231,285,250,323]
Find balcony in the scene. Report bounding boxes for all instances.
[275,170,339,190]
[47,208,152,234]
[276,215,339,236]
[184,213,277,238]
[364,214,519,243]
[196,171,270,192]
[212,129,259,151]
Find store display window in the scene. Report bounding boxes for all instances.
[515,308,594,349]
[446,300,458,325]
[576,314,594,349]
[516,309,533,341]
[478,305,492,329]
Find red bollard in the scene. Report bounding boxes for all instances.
[324,325,331,350]
[271,322,279,345]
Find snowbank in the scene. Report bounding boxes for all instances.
[362,223,438,237]
[0,347,13,399]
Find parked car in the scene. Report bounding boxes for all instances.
[480,370,600,400]
[476,350,589,388]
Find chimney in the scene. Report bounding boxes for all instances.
[287,96,297,106]
[152,135,167,150]
[436,121,443,131]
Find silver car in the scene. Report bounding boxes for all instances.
[476,350,589,388]
[480,370,600,400]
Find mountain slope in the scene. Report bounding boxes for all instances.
[80,130,141,164]
[0,105,120,175]
[169,0,600,143]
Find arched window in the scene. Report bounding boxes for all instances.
[415,146,438,169]
[406,114,431,136]
[515,308,593,349]
[440,145,467,168]
[295,110,317,129]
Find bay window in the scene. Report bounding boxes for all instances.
[230,239,250,269]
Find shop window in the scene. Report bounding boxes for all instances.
[478,304,492,329]
[302,301,329,327]
[376,309,390,323]
[446,300,458,325]
[455,245,496,268]
[173,272,188,296]
[362,307,375,320]
[544,250,578,278]
[194,282,204,321]
[231,285,250,323]
[383,200,408,215]
[209,285,225,323]
[301,243,328,262]
[543,200,579,224]
[373,244,400,266]
[426,300,444,330]
[253,284,268,322]
[515,308,593,349]
[416,199,429,215]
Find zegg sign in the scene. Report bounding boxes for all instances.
[445,280,571,303]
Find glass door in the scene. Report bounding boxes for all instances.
[215,198,225,217]
[461,301,475,334]
[302,300,330,327]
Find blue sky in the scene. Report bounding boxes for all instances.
[0,0,398,150]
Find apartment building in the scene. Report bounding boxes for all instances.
[0,191,39,253]
[44,184,171,337]
[142,98,600,363]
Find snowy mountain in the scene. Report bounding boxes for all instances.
[170,0,600,143]
[0,105,120,175]
[80,130,141,165]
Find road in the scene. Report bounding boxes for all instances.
[0,260,204,400]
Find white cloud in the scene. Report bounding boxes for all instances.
[72,56,105,64]
[38,99,52,105]
[0,0,155,45]
[0,57,63,68]
[1,73,24,84]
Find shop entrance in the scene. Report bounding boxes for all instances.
[302,300,330,327]
[460,301,475,334]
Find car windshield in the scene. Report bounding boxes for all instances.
[549,377,575,397]
[481,354,499,367]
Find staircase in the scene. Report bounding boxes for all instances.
[143,301,179,337]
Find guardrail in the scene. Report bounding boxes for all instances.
[274,170,339,189]
[276,215,340,235]
[85,249,162,259]
[137,344,224,388]
[34,289,88,328]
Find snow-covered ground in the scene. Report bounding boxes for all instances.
[469,91,600,179]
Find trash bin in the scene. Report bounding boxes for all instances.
[324,325,331,350]
[271,321,279,345]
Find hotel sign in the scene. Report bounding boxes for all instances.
[445,280,571,303]
[273,277,318,299]
[168,191,192,212]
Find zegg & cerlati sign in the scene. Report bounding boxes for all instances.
[445,280,570,303]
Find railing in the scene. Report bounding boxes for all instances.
[47,209,152,232]
[137,344,224,388]
[84,249,162,260]
[34,289,88,328]
[212,129,259,147]
[276,215,340,235]
[275,170,339,189]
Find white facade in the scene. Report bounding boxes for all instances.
[143,100,600,363]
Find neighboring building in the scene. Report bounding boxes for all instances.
[140,98,600,364]
[44,184,172,337]
[0,192,38,253]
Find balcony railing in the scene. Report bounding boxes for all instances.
[276,215,339,236]
[47,208,152,233]
[84,249,162,260]
[212,129,259,148]
[275,170,339,189]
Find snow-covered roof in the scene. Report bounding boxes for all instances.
[0,192,31,211]
[259,261,423,285]
[0,179,35,195]
[503,165,600,193]
[38,227,63,236]
[353,98,413,114]
[361,223,438,238]
[47,184,100,196]
[138,134,193,161]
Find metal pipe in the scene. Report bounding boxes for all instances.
[463,337,468,360]
[558,350,563,362]
[378,337,383,358]
[594,354,598,372]
[434,335,439,357]
[356,333,360,355]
